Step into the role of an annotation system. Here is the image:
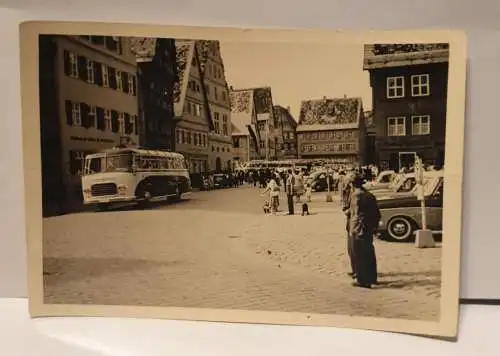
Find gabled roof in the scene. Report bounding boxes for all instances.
[296,97,362,132]
[363,44,449,70]
[230,89,254,114]
[231,111,254,137]
[230,86,274,118]
[274,105,297,128]
[128,37,157,62]
[172,40,196,117]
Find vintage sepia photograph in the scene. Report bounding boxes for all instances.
[21,23,466,337]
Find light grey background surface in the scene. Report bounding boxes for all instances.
[0,0,498,300]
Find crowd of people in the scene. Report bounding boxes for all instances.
[197,164,392,290]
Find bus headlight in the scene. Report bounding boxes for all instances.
[117,184,127,195]
[83,188,91,198]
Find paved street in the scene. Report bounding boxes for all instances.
[43,185,442,321]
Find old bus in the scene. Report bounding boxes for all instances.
[81,147,191,210]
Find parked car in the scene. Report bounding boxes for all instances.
[376,174,444,242]
[364,170,396,191]
[310,172,336,192]
[213,174,229,189]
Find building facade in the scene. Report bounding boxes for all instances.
[231,87,277,160]
[129,37,177,151]
[273,105,298,160]
[172,40,211,176]
[296,97,367,165]
[363,44,449,171]
[39,35,139,215]
[230,89,261,165]
[196,41,233,173]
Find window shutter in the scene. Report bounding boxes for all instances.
[65,100,73,125]
[124,113,131,134]
[77,55,87,81]
[94,61,103,86]
[111,110,119,132]
[96,107,105,130]
[134,115,138,135]
[132,75,137,95]
[109,67,117,89]
[81,103,90,128]
[63,50,71,76]
[122,72,130,93]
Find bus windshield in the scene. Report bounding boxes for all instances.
[84,153,133,175]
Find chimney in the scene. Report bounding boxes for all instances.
[286,106,291,112]
[230,85,233,91]
[323,96,327,100]
[344,94,347,98]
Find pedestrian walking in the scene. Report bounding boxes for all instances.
[348,174,381,289]
[285,170,295,215]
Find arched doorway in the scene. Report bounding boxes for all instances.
[215,157,221,172]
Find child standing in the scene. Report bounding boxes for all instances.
[305,181,312,202]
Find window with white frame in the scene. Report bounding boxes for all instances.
[411,115,430,135]
[71,103,81,126]
[194,103,202,116]
[69,52,78,78]
[86,59,94,84]
[118,112,125,134]
[386,76,404,98]
[411,74,430,97]
[104,109,112,131]
[116,70,123,91]
[387,116,406,136]
[102,64,109,88]
[214,112,220,134]
[89,106,97,127]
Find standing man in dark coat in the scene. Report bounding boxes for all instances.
[342,173,356,279]
[285,169,295,215]
[348,174,381,288]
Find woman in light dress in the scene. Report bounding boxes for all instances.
[262,178,281,214]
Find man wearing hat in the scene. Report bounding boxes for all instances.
[347,173,381,288]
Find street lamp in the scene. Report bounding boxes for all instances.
[325,164,333,202]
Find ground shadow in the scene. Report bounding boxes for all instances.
[43,256,185,287]
[375,278,441,289]
[378,270,441,278]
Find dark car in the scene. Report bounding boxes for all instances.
[376,175,443,242]
[310,172,335,192]
[213,174,229,189]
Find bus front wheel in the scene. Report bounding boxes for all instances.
[171,185,182,202]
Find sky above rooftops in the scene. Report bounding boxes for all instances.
[220,41,372,122]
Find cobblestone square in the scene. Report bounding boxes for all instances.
[43,185,442,321]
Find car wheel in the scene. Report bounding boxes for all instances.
[387,216,415,242]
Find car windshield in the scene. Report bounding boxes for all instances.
[408,176,441,195]
[388,174,403,189]
[423,176,441,195]
[84,153,133,175]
